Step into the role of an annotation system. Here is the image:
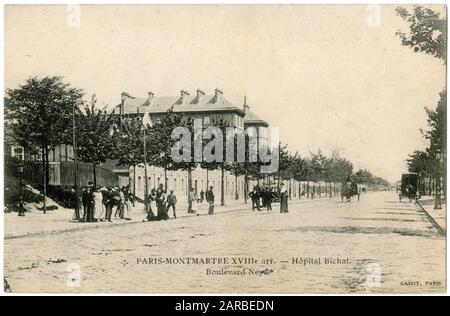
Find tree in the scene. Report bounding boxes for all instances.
[170,116,198,199]
[276,143,291,191]
[396,6,447,199]
[200,119,232,206]
[309,149,327,197]
[76,95,116,186]
[290,155,308,198]
[147,108,183,191]
[6,76,83,213]
[396,6,447,63]
[330,153,354,194]
[114,115,144,205]
[422,90,447,157]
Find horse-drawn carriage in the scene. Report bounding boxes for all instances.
[341,180,360,202]
[399,173,418,202]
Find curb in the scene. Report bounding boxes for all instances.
[416,200,446,236]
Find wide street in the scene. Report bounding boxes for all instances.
[4,191,446,293]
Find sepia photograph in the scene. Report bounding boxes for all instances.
[1,3,447,295]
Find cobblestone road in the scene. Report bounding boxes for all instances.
[4,192,446,293]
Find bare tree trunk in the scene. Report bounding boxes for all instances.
[92,163,97,186]
[164,168,168,192]
[221,165,225,206]
[188,167,192,199]
[42,145,47,214]
[306,180,310,198]
[45,145,50,186]
[132,164,136,207]
[244,169,248,204]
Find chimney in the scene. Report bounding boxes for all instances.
[214,88,223,103]
[147,91,154,105]
[196,89,205,103]
[243,96,250,113]
[180,90,190,104]
[120,92,130,115]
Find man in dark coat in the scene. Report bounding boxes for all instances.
[249,186,261,211]
[104,187,115,222]
[82,182,95,222]
[166,190,177,219]
[206,186,215,215]
[264,187,273,211]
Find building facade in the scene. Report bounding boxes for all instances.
[111,89,271,201]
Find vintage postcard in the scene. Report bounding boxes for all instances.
[2,4,447,295]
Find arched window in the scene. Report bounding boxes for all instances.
[138,176,142,191]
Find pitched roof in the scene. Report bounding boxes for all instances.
[243,107,269,127]
[114,93,245,115]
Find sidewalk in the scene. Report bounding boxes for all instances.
[417,196,446,234]
[4,196,327,239]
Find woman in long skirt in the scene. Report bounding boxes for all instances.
[280,183,289,213]
[147,189,157,221]
[93,187,105,221]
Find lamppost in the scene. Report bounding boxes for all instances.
[18,161,25,217]
[434,152,442,210]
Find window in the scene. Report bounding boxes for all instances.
[11,146,24,161]
[138,176,143,191]
[204,116,210,126]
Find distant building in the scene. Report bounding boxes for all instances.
[110,89,270,200]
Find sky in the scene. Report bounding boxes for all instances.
[4,4,446,182]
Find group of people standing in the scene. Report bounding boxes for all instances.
[188,186,215,215]
[145,184,216,221]
[80,182,133,222]
[79,180,291,223]
[249,183,289,213]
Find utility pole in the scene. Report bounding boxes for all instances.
[72,101,80,220]
[142,111,151,215]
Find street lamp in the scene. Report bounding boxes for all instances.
[17,161,25,217]
[434,152,442,210]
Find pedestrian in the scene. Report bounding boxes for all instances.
[121,187,132,220]
[93,186,104,221]
[188,187,197,214]
[265,187,273,211]
[81,187,89,222]
[113,187,123,218]
[206,186,215,215]
[200,190,205,203]
[105,187,115,222]
[280,183,289,213]
[249,186,261,211]
[167,190,177,219]
[82,182,95,222]
[156,184,168,220]
[147,188,157,221]
[261,187,268,208]
[87,182,95,221]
